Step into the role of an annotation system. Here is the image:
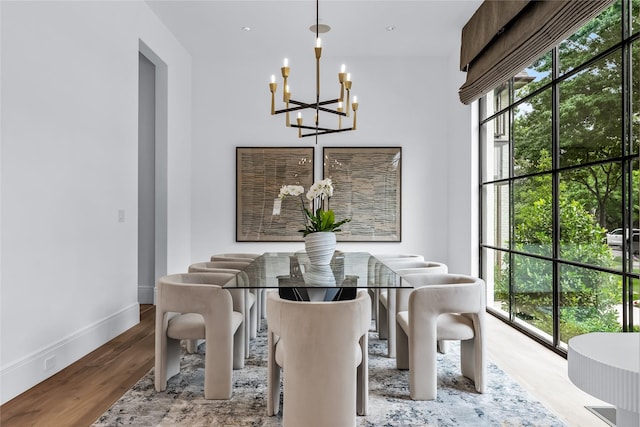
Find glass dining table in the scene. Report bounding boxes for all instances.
[221,251,408,301]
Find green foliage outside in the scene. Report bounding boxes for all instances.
[491,1,640,341]
[512,0,640,231]
[494,152,621,341]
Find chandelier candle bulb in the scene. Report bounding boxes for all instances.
[315,39,322,97]
[338,64,346,101]
[337,102,343,129]
[297,113,303,138]
[285,85,291,126]
[352,96,358,130]
[269,75,277,114]
[281,58,290,102]
[344,74,352,118]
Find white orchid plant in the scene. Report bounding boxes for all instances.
[278,178,351,237]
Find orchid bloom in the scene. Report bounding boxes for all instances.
[277,178,349,236]
[278,185,305,199]
[306,178,333,202]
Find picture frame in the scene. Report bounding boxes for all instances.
[323,147,402,241]
[236,147,314,242]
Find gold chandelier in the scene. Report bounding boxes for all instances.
[268,0,358,140]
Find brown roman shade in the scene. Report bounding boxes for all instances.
[458,0,615,105]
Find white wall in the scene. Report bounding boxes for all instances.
[189,53,473,270]
[0,1,191,404]
[446,54,478,276]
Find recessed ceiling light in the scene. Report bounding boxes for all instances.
[385,25,396,32]
[241,26,251,32]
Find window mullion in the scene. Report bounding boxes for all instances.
[508,79,516,323]
[551,46,561,349]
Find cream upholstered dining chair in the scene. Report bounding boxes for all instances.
[266,290,371,427]
[211,254,267,324]
[378,260,448,357]
[188,261,257,355]
[154,272,245,399]
[367,253,424,329]
[205,259,261,334]
[395,273,486,400]
[377,258,444,338]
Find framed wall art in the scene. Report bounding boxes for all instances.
[236,147,314,242]
[323,147,401,241]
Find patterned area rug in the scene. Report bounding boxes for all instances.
[94,322,567,426]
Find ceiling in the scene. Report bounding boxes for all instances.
[144,1,482,60]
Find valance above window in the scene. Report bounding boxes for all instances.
[458,0,615,105]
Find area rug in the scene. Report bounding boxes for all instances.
[94,322,567,426]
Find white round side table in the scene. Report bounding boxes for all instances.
[568,332,640,427]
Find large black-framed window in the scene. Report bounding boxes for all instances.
[479,0,640,355]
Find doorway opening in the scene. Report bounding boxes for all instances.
[138,42,168,304]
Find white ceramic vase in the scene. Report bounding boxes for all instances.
[303,232,337,299]
[304,232,337,266]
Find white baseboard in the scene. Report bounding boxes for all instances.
[0,302,139,405]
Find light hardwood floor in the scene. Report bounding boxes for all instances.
[0,305,155,427]
[0,305,608,427]
[486,314,609,427]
